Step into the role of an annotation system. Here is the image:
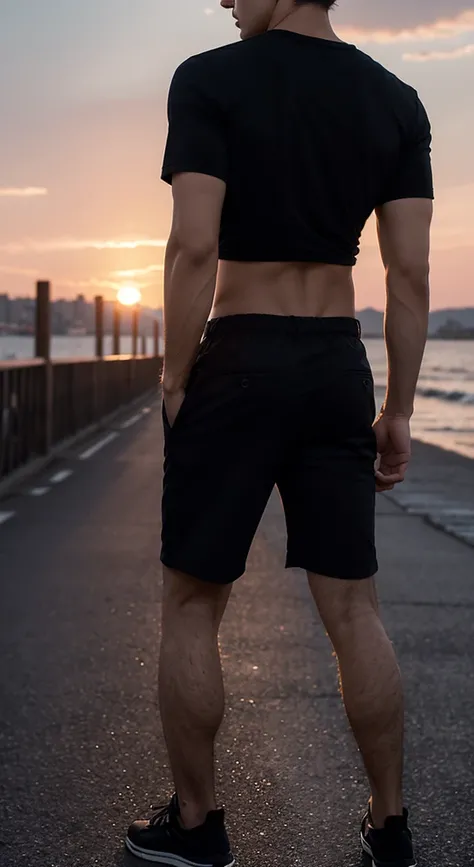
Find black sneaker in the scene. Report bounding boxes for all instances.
[125,794,235,866]
[360,807,416,867]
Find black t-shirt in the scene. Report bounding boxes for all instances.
[162,30,434,266]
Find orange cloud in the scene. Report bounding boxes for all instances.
[340,9,474,44]
[58,277,128,292]
[0,187,48,198]
[0,265,39,277]
[111,265,164,278]
[404,43,474,62]
[0,237,167,255]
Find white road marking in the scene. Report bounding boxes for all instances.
[30,487,50,497]
[392,490,474,548]
[120,413,142,429]
[50,469,73,484]
[0,511,14,525]
[80,432,119,460]
[427,508,474,517]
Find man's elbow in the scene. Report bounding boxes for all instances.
[169,230,218,266]
[386,260,430,295]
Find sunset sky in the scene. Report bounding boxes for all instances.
[1,1,473,310]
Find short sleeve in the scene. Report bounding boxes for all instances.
[379,94,434,205]
[161,58,228,186]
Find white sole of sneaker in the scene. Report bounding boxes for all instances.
[125,835,235,867]
[360,832,417,867]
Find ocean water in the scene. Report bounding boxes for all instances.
[1,335,474,460]
[366,338,474,460]
[0,334,162,361]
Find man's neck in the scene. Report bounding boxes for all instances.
[269,6,340,42]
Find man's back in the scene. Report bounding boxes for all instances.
[163,31,433,270]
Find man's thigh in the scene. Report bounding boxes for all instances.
[278,450,378,580]
[278,366,378,581]
[161,369,284,584]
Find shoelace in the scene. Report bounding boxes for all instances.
[149,804,173,827]
[149,796,179,828]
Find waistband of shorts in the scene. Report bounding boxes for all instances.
[204,314,361,339]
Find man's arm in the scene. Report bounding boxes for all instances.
[377,197,432,417]
[373,197,433,489]
[160,56,228,423]
[162,172,226,420]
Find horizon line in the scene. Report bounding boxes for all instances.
[0,294,472,315]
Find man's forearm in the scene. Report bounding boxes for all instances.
[383,276,430,418]
[162,239,218,392]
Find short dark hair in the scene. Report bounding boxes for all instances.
[295,0,337,8]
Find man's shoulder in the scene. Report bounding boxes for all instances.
[173,40,250,82]
[354,47,420,105]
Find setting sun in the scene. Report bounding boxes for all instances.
[117,285,141,307]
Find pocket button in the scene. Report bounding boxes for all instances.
[241,378,250,389]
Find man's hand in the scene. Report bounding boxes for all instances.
[373,414,411,493]
[163,387,186,428]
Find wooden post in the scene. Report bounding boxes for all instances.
[93,296,104,423]
[132,306,139,357]
[153,319,159,357]
[35,281,52,454]
[35,281,51,360]
[95,296,104,358]
[141,334,147,356]
[113,301,121,355]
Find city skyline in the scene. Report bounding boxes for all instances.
[0,290,161,338]
[0,1,473,309]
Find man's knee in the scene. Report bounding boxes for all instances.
[307,572,379,635]
[162,566,232,624]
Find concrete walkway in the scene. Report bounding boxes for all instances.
[0,402,473,867]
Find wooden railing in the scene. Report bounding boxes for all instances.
[1,281,162,484]
[0,355,162,482]
[0,359,47,479]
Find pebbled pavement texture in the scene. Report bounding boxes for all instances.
[1,406,473,867]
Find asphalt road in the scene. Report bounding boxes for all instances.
[1,402,473,867]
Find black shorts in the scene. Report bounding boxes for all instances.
[161,315,378,584]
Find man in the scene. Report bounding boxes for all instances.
[125,1,433,865]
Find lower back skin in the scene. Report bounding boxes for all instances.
[212,260,356,319]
